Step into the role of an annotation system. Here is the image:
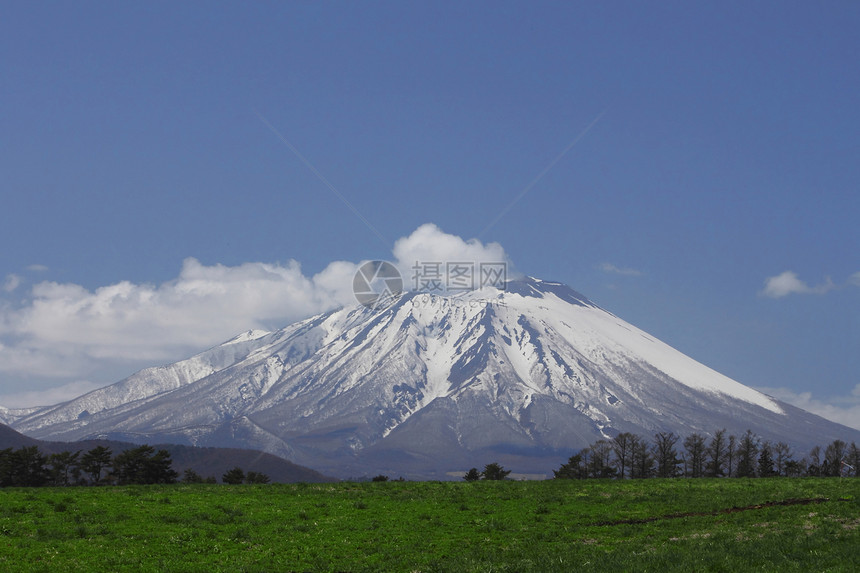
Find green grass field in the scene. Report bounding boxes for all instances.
[1,478,857,572]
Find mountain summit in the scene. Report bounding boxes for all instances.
[8,278,858,478]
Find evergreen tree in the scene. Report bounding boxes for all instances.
[463,468,481,481]
[80,446,112,485]
[111,445,177,485]
[222,466,245,484]
[553,453,586,479]
[245,471,271,484]
[481,462,511,481]
[12,446,49,487]
[48,450,81,486]
[183,468,205,483]
[112,445,150,484]
[757,441,775,477]
[145,449,178,484]
[736,430,759,478]
[0,448,16,487]
[784,459,804,477]
[0,447,48,487]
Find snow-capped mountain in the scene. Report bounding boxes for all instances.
[9,278,859,478]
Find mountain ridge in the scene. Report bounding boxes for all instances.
[0,421,336,483]
[9,277,859,479]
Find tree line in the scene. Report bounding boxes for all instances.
[0,445,269,487]
[463,463,512,481]
[552,430,859,479]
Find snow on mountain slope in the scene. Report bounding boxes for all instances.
[503,280,782,413]
[0,405,43,426]
[12,326,292,429]
[11,277,858,479]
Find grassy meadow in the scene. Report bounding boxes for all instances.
[0,478,857,572]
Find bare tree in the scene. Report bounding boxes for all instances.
[587,440,617,479]
[736,430,759,478]
[706,429,727,477]
[773,442,793,477]
[848,442,860,478]
[725,434,737,477]
[823,440,847,477]
[579,447,591,477]
[630,435,654,479]
[807,445,822,477]
[654,432,681,478]
[612,433,635,479]
[683,433,707,478]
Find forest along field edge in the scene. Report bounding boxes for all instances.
[1,428,858,486]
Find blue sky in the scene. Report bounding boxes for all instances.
[1,2,858,428]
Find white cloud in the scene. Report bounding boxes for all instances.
[761,271,834,298]
[849,272,860,287]
[3,275,21,293]
[0,257,352,370]
[598,262,642,277]
[0,344,95,379]
[392,223,516,290]
[757,384,860,431]
[0,380,104,409]
[0,224,513,394]
[26,264,49,272]
[310,260,360,307]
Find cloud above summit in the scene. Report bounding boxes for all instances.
[392,223,514,290]
[0,224,511,403]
